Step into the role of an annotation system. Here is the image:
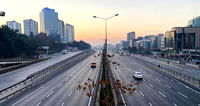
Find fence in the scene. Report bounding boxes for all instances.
[134,56,200,89]
[0,51,92,103]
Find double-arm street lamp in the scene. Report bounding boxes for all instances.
[93,14,119,54]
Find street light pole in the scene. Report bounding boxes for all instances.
[93,14,119,55]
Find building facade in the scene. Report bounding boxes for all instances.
[64,24,74,43]
[165,27,200,54]
[155,34,164,50]
[40,7,59,36]
[23,19,38,36]
[188,16,200,27]
[58,20,65,42]
[127,32,135,48]
[6,21,21,33]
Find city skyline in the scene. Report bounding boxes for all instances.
[1,0,200,45]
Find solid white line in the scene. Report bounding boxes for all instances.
[88,64,100,106]
[47,91,54,97]
[35,102,41,106]
[139,90,144,96]
[173,103,178,106]
[61,102,64,106]
[149,102,153,106]
[164,84,171,88]
[177,92,188,98]
[158,91,166,98]
[149,84,154,88]
[119,89,127,106]
[68,91,73,96]
[11,86,43,106]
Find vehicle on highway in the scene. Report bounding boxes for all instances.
[61,50,68,54]
[133,72,143,79]
[91,62,96,68]
[119,51,124,56]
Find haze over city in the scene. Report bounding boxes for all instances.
[1,0,200,45]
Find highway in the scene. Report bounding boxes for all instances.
[109,53,200,106]
[1,52,101,106]
[133,54,200,80]
[0,51,82,91]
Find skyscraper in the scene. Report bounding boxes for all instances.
[58,20,65,42]
[64,24,74,43]
[23,19,38,36]
[127,32,135,48]
[6,21,21,33]
[40,7,58,36]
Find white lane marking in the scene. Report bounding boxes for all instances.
[158,91,166,98]
[155,79,160,82]
[88,63,101,106]
[119,89,127,106]
[11,86,43,106]
[61,102,64,106]
[173,103,178,106]
[149,102,153,106]
[177,92,188,98]
[148,84,154,88]
[47,91,54,97]
[139,90,144,96]
[35,102,41,106]
[164,84,171,88]
[68,91,73,96]
[162,70,200,95]
[57,83,63,88]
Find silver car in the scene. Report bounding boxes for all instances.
[133,72,143,79]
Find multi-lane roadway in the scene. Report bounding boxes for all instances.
[110,53,200,106]
[2,52,101,106]
[0,51,82,91]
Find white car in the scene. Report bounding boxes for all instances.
[133,72,143,79]
[61,50,68,54]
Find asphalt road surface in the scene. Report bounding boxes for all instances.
[110,53,200,106]
[2,52,101,106]
[0,51,82,91]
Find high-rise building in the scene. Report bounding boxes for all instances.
[64,24,74,43]
[23,19,38,36]
[188,16,200,27]
[127,32,135,48]
[155,34,164,50]
[58,20,65,42]
[6,21,21,33]
[40,7,58,36]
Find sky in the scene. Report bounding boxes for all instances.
[0,0,200,46]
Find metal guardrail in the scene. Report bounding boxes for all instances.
[0,51,93,103]
[135,57,200,89]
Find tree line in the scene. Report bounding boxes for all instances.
[0,25,91,58]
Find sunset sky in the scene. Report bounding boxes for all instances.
[0,0,200,45]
